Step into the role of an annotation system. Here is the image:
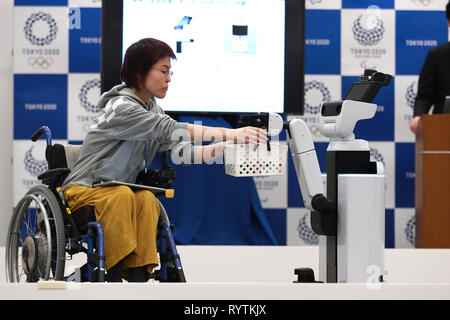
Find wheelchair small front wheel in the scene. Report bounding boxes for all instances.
[5,185,66,282]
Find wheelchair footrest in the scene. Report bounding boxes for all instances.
[69,263,102,283]
[159,252,180,263]
[151,266,185,283]
[87,252,105,266]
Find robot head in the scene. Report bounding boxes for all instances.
[320,100,377,139]
[320,70,391,139]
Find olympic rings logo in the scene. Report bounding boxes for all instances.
[411,0,433,6]
[27,56,54,70]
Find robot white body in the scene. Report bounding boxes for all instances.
[253,70,391,283]
[286,111,385,283]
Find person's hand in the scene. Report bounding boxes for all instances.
[410,116,421,134]
[227,127,268,145]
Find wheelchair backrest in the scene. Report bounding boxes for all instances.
[46,144,82,170]
[64,145,82,169]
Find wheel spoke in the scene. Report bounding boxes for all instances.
[18,267,25,281]
[8,187,66,283]
[36,265,44,280]
[23,211,32,235]
[34,207,38,231]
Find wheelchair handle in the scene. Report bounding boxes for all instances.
[31,126,52,146]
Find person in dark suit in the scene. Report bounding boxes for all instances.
[410,2,450,134]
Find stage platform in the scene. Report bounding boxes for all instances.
[1,246,450,300]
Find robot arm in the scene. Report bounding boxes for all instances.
[239,113,333,214]
[286,118,326,211]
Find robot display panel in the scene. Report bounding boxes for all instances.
[343,82,374,103]
[343,72,391,103]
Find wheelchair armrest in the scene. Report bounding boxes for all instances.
[135,169,176,190]
[38,168,71,185]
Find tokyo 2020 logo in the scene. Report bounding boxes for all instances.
[405,215,415,246]
[405,81,417,109]
[24,146,48,177]
[297,213,319,245]
[79,79,101,113]
[24,12,58,47]
[304,80,331,115]
[370,148,385,168]
[352,14,385,46]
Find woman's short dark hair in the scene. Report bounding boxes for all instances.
[120,38,176,89]
[447,2,450,21]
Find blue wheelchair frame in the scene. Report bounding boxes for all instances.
[33,126,185,283]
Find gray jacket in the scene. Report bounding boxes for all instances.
[62,84,193,189]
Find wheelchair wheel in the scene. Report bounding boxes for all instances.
[5,185,66,282]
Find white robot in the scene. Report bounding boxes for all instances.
[240,70,392,283]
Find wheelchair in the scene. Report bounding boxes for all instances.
[5,126,186,283]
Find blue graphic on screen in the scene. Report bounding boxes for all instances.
[342,76,394,141]
[174,16,192,30]
[14,74,68,140]
[305,10,340,75]
[396,11,448,75]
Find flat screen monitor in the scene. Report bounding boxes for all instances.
[101,0,305,115]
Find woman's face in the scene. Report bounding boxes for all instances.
[143,56,172,99]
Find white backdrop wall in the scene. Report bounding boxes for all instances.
[8,0,450,248]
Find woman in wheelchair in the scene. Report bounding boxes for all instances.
[60,38,268,282]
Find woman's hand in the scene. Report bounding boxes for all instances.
[409,116,421,134]
[227,127,268,144]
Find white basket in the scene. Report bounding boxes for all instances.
[224,143,288,177]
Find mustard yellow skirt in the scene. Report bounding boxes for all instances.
[63,185,160,278]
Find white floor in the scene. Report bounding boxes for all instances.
[1,246,450,300]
